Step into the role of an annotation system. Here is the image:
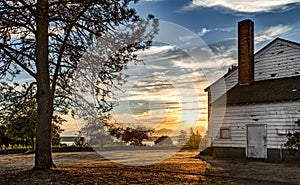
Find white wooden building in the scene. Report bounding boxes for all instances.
[205,19,300,161]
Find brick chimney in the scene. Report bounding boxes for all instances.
[238,19,254,85]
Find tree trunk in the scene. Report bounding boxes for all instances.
[31,136,35,151]
[34,0,53,169]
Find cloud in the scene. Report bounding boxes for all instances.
[180,2,198,11]
[216,27,235,32]
[198,27,235,37]
[209,39,238,70]
[255,24,294,43]
[135,45,175,58]
[191,0,300,13]
[198,28,211,36]
[112,41,227,131]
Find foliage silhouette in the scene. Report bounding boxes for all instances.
[285,119,300,154]
[0,0,158,169]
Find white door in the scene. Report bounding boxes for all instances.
[246,125,267,159]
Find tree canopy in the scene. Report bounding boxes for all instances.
[0,0,158,169]
[186,128,202,149]
[108,125,153,146]
[0,83,65,149]
[155,136,173,146]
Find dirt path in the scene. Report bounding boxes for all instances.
[201,155,300,185]
[0,150,299,184]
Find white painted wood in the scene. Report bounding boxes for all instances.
[246,124,267,159]
[206,39,300,155]
[209,101,300,149]
[207,39,300,105]
[207,70,238,104]
[254,43,300,81]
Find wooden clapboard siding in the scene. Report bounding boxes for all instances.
[206,38,300,154]
[210,101,300,149]
[207,39,300,105]
[254,40,300,81]
[207,70,237,104]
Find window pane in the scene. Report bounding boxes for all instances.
[220,128,231,138]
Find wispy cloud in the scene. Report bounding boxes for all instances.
[135,45,175,57]
[180,2,198,11]
[198,28,211,36]
[110,43,219,130]
[188,0,300,13]
[209,39,237,70]
[198,27,234,37]
[255,24,294,43]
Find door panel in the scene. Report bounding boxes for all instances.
[246,125,267,159]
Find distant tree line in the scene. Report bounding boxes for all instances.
[155,136,173,146]
[0,119,63,150]
[107,125,153,146]
[153,128,202,149]
[81,119,154,147]
[175,129,202,149]
[0,84,64,150]
[0,115,64,150]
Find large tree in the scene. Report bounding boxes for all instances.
[0,0,158,169]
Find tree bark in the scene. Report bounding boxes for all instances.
[34,0,53,169]
[31,136,35,151]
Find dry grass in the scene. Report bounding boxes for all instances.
[1,150,297,184]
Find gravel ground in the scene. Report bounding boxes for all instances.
[0,150,299,184]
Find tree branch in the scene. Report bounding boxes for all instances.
[18,0,38,17]
[1,46,37,79]
[51,2,93,99]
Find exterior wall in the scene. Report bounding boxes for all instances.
[213,147,246,160]
[207,78,227,104]
[225,69,238,90]
[213,147,300,161]
[255,40,300,81]
[206,39,300,105]
[209,101,300,150]
[207,70,237,104]
[267,148,300,161]
[205,39,300,159]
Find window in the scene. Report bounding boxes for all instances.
[220,128,231,139]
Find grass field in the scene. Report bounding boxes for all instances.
[0,150,299,184]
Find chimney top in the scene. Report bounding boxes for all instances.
[238,19,254,85]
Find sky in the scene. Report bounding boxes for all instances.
[62,0,300,136]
